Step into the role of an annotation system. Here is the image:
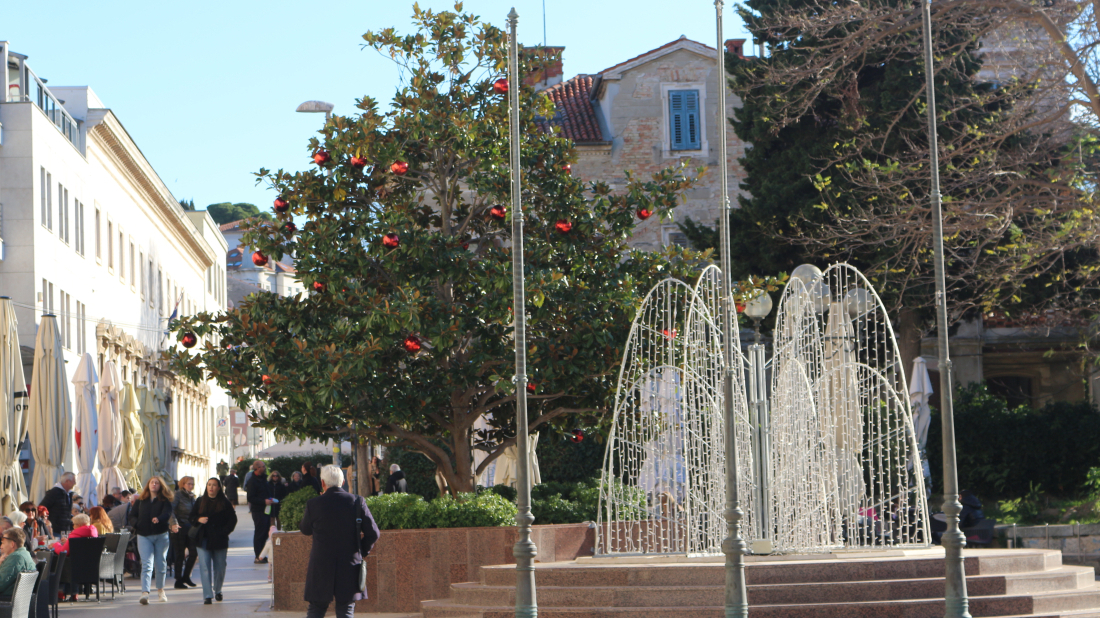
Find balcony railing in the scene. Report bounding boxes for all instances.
[6,70,79,146]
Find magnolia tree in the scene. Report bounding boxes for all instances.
[169,6,704,495]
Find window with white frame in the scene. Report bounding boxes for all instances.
[94,207,101,260]
[59,184,68,243]
[75,200,85,255]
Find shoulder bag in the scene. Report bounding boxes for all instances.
[355,508,367,593]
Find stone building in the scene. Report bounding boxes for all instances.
[542,36,751,251]
[0,41,232,487]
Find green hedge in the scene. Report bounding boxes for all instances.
[279,486,319,532]
[365,491,516,530]
[927,384,1100,499]
[235,453,352,483]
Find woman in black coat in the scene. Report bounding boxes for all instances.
[189,478,238,604]
[128,476,174,604]
[269,471,289,529]
[299,465,379,618]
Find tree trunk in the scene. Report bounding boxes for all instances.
[354,433,372,498]
[896,308,924,385]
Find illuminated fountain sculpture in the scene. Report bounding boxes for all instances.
[598,263,929,555]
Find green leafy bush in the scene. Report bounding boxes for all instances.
[365,491,516,530]
[278,486,319,532]
[927,384,1100,499]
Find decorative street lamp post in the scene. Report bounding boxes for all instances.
[918,2,971,616]
[507,8,538,618]
[715,1,750,616]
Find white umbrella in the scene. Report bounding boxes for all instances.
[137,386,158,483]
[118,381,145,490]
[909,357,934,450]
[96,360,127,499]
[72,353,99,506]
[0,298,28,513]
[27,316,71,503]
[493,432,541,488]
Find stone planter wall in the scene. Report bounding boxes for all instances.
[997,523,1100,569]
[272,522,595,613]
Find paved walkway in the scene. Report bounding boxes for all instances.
[56,505,417,618]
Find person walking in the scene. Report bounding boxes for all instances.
[385,464,407,494]
[299,465,379,618]
[171,476,198,589]
[130,476,175,605]
[39,471,75,535]
[288,471,303,494]
[224,470,240,505]
[189,478,237,605]
[269,470,288,530]
[246,460,274,563]
[300,463,322,494]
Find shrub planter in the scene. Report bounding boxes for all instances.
[272,522,595,613]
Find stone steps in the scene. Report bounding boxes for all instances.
[421,549,1100,618]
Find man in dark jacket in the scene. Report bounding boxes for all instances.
[246,461,274,562]
[384,464,407,494]
[299,465,379,618]
[300,463,322,494]
[224,470,240,505]
[39,471,76,535]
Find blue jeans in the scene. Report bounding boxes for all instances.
[137,532,170,593]
[196,547,227,599]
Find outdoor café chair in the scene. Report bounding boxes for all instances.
[0,571,41,618]
[66,537,107,602]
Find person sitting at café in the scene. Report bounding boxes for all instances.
[0,528,34,600]
[1,512,33,552]
[51,513,98,553]
[19,503,47,547]
[88,506,114,536]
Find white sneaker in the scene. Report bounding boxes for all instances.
[158,589,168,603]
[139,592,149,605]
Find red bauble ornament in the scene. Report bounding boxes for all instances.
[273,197,290,213]
[555,220,572,234]
[313,150,331,165]
[492,78,509,94]
[526,382,536,394]
[284,221,297,235]
[489,205,506,220]
[350,156,368,169]
[382,233,400,248]
[563,164,572,174]
[313,281,326,292]
[252,251,269,267]
[735,302,746,314]
[403,335,421,353]
[462,242,469,250]
[262,375,273,385]
[637,209,653,220]
[181,332,198,349]
[569,430,585,443]
[390,161,409,175]
[662,329,678,340]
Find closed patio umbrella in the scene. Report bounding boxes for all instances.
[27,315,71,503]
[909,357,934,492]
[0,298,28,513]
[118,381,145,490]
[96,360,127,499]
[72,353,99,506]
[152,389,172,480]
[137,386,157,484]
[493,432,540,488]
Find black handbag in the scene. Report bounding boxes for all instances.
[188,523,203,542]
[355,516,367,593]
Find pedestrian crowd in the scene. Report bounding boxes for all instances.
[0,457,384,617]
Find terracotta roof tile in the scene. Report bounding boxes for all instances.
[219,219,245,232]
[537,75,605,143]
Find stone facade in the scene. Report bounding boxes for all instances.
[545,37,751,252]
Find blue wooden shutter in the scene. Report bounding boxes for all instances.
[670,89,700,150]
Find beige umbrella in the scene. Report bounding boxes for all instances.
[136,386,158,484]
[96,360,127,499]
[118,381,145,490]
[492,432,541,488]
[0,298,28,512]
[27,316,71,503]
[152,389,172,480]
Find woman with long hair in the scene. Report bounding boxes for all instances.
[87,506,114,536]
[18,503,45,547]
[129,476,175,605]
[189,477,237,604]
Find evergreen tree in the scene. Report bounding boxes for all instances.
[169,5,701,494]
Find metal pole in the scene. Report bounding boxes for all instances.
[508,9,538,618]
[716,2,749,616]
[919,3,970,617]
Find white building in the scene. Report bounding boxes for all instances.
[0,41,232,489]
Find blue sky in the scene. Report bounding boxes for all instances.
[6,1,750,211]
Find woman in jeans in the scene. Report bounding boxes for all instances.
[189,477,237,604]
[129,476,174,605]
[171,476,198,589]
